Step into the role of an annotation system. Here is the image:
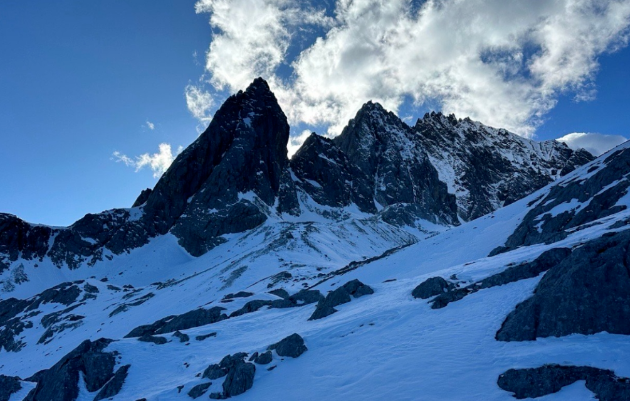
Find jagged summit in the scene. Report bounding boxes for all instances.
[412,110,595,219]
[0,79,594,273]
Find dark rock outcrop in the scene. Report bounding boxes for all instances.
[498,364,630,400]
[412,277,454,299]
[414,112,594,220]
[203,353,255,398]
[333,102,459,225]
[310,280,373,320]
[268,333,307,358]
[137,335,167,345]
[188,382,212,399]
[24,338,117,401]
[222,362,255,398]
[173,330,190,342]
[0,375,21,401]
[125,307,227,338]
[496,145,629,253]
[254,351,272,365]
[93,364,130,401]
[497,230,630,341]
[429,248,571,309]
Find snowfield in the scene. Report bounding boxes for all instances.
[2,142,630,400]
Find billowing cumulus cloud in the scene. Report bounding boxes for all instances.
[113,143,183,178]
[185,85,214,121]
[194,0,630,138]
[557,132,628,156]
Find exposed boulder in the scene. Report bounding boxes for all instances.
[498,364,630,400]
[187,382,212,399]
[412,277,454,299]
[196,332,217,341]
[310,280,374,320]
[24,339,117,401]
[138,335,167,345]
[0,375,22,401]
[173,331,190,342]
[268,333,307,358]
[125,307,227,338]
[497,230,630,341]
[254,351,272,365]
[222,362,255,397]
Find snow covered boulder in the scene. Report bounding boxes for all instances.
[268,333,307,358]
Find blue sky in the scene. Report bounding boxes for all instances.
[1,0,629,226]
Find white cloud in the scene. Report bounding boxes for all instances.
[195,0,630,139]
[146,121,155,130]
[113,143,182,178]
[557,132,628,156]
[185,85,214,121]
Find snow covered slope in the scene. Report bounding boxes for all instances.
[1,79,626,401]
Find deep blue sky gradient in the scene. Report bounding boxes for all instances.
[0,1,629,226]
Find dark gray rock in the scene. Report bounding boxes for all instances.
[138,335,167,345]
[412,277,454,299]
[93,364,130,401]
[333,103,459,225]
[0,375,21,401]
[187,382,212,399]
[229,300,273,318]
[310,280,374,320]
[132,188,152,207]
[195,332,217,341]
[254,351,272,365]
[497,146,629,253]
[497,230,630,341]
[163,78,297,255]
[272,289,324,309]
[342,279,374,298]
[223,291,254,300]
[290,133,374,212]
[430,248,571,309]
[222,362,255,398]
[24,338,116,401]
[173,330,190,342]
[268,288,289,299]
[125,307,227,337]
[203,364,227,380]
[498,364,630,401]
[414,112,594,221]
[268,333,307,358]
[84,283,99,294]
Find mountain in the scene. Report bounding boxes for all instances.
[2,78,627,401]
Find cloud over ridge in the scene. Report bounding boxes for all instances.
[193,0,630,138]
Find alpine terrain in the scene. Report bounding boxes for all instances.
[2,78,630,401]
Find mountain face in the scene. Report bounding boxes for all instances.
[414,112,594,220]
[4,77,628,401]
[0,79,591,272]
